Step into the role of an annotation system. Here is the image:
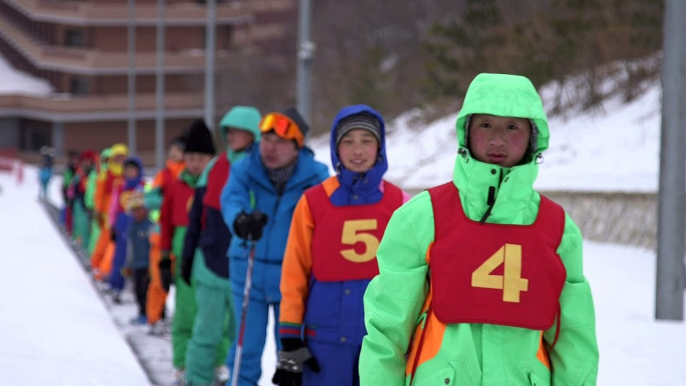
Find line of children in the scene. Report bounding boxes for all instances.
[65,74,599,386]
[220,107,329,386]
[146,137,187,335]
[274,105,409,386]
[123,189,154,325]
[180,106,261,386]
[358,73,599,385]
[91,144,129,281]
[61,150,80,234]
[68,150,97,250]
[85,148,111,256]
[108,157,146,302]
[157,121,217,384]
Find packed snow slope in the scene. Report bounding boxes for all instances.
[0,168,150,386]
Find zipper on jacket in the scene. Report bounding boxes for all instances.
[263,193,282,260]
[479,169,504,224]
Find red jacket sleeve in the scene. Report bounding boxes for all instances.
[159,182,175,252]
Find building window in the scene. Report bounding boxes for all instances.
[64,29,85,47]
[70,77,90,95]
[25,129,50,152]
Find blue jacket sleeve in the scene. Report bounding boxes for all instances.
[182,186,206,264]
[220,162,252,238]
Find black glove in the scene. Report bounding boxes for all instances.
[233,210,269,241]
[158,254,173,292]
[110,228,117,242]
[271,338,320,386]
[180,255,193,286]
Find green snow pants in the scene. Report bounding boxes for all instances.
[87,217,101,255]
[72,200,91,249]
[171,226,192,369]
[185,249,234,385]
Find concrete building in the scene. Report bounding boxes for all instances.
[0,0,296,159]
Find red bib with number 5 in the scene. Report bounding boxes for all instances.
[428,182,566,330]
[306,181,404,282]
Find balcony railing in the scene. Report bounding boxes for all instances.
[0,11,241,74]
[2,0,287,25]
[0,91,205,120]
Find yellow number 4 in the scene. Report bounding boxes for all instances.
[341,219,379,263]
[471,244,529,303]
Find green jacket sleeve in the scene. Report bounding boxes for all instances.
[544,213,599,385]
[359,193,434,386]
[84,171,97,210]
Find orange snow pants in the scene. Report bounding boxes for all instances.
[146,232,175,324]
[91,227,114,281]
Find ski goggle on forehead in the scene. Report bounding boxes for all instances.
[259,113,304,148]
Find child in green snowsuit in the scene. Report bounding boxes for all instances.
[359,73,599,386]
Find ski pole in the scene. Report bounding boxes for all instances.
[231,237,256,386]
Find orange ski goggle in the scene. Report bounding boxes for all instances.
[259,113,304,148]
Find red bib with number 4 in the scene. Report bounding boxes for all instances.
[428,182,566,330]
[306,181,403,282]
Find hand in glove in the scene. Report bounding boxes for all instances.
[233,210,269,241]
[180,255,193,286]
[271,338,320,386]
[158,252,173,292]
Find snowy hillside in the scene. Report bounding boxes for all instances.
[311,78,662,193]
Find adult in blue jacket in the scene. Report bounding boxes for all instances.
[220,106,329,386]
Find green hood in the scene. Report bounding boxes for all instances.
[453,73,549,223]
[455,73,549,155]
[219,106,261,140]
[100,147,112,172]
[219,106,262,163]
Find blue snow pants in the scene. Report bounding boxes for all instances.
[108,213,130,291]
[303,341,361,386]
[227,291,282,386]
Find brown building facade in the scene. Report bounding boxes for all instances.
[0,0,296,159]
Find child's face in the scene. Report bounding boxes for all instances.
[337,129,379,173]
[184,152,212,176]
[468,114,531,168]
[124,164,140,180]
[131,206,148,221]
[112,154,126,165]
[168,144,184,163]
[259,132,299,170]
[226,128,255,152]
[80,159,94,170]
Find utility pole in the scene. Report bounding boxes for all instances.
[296,0,315,129]
[656,0,686,321]
[204,0,216,130]
[155,0,165,169]
[127,0,137,154]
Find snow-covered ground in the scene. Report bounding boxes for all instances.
[0,168,150,385]
[311,78,662,193]
[0,52,53,96]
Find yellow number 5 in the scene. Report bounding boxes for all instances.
[341,219,379,263]
[471,244,529,302]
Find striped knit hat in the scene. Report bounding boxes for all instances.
[334,113,381,148]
